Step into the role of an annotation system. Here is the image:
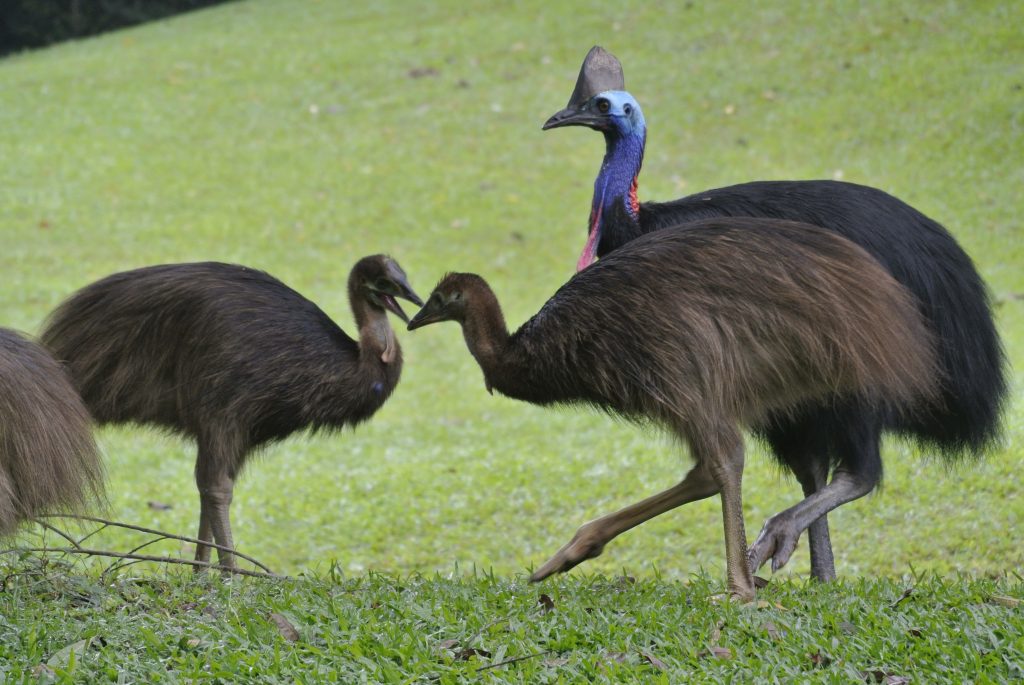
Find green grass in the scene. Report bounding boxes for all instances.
[0,0,1022,678]
[1,566,1022,682]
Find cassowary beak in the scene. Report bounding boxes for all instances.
[379,278,423,324]
[406,297,444,331]
[542,107,609,131]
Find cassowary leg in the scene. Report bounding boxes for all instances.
[195,458,237,570]
[792,463,836,581]
[748,425,881,575]
[749,421,881,575]
[529,462,720,582]
[760,416,837,581]
[195,506,213,564]
[703,436,755,601]
[748,470,873,575]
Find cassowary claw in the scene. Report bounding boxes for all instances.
[747,514,801,574]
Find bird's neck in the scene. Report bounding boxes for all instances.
[350,291,399,366]
[459,288,516,395]
[580,128,645,270]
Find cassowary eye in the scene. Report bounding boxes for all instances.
[596,98,610,114]
[623,103,632,115]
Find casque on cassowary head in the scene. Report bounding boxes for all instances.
[544,46,626,130]
[541,45,1007,584]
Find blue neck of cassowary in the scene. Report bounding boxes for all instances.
[584,121,646,266]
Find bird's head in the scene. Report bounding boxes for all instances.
[406,272,483,331]
[542,46,645,137]
[352,255,423,323]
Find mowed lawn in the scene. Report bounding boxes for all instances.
[0,0,1021,585]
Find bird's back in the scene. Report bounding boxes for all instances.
[627,180,1004,453]
[509,218,938,430]
[42,263,362,441]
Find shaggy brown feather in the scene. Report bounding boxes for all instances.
[409,218,938,598]
[0,328,104,535]
[41,256,419,568]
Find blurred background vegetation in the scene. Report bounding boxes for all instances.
[1,0,234,56]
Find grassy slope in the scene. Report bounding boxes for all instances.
[0,0,1021,589]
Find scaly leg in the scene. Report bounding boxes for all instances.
[702,435,755,601]
[748,470,875,575]
[749,421,882,576]
[195,452,237,570]
[760,416,836,581]
[793,463,836,581]
[530,462,720,582]
[195,506,213,564]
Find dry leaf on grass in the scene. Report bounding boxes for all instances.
[861,669,910,684]
[32,664,56,679]
[640,650,668,670]
[407,67,439,79]
[990,595,1021,608]
[698,645,733,660]
[455,647,492,660]
[889,588,914,608]
[268,613,299,642]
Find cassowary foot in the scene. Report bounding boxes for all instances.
[710,587,756,604]
[747,514,801,573]
[530,524,608,582]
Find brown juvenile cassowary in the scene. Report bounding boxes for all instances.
[543,47,1006,580]
[0,327,104,535]
[408,218,937,600]
[42,256,421,569]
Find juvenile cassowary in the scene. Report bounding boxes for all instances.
[543,46,1006,579]
[42,256,421,569]
[408,218,938,600]
[0,327,104,535]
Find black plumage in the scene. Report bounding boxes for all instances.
[543,47,1006,579]
[42,256,421,568]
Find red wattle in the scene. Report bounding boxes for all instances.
[577,228,599,272]
[578,205,603,272]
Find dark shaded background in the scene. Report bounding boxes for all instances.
[0,0,234,57]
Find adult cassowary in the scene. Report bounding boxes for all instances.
[542,46,1006,579]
